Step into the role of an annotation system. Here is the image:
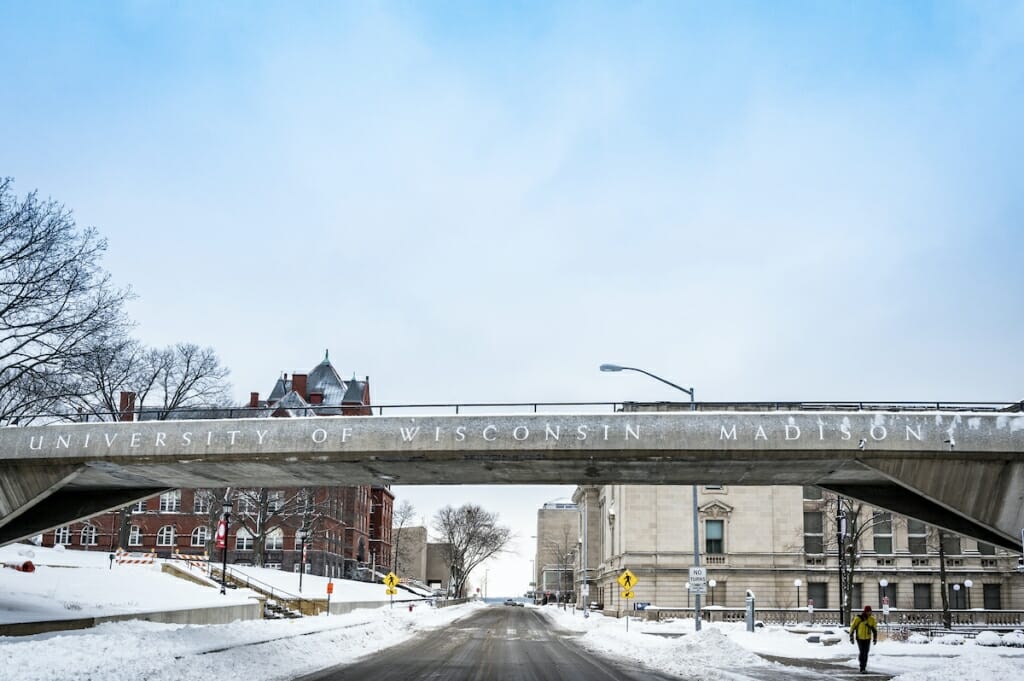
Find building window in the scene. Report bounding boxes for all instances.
[266,529,284,551]
[268,491,284,512]
[976,542,996,556]
[803,512,824,554]
[872,512,892,554]
[705,519,724,554]
[913,583,932,609]
[983,584,1001,610]
[191,526,209,547]
[54,526,70,545]
[159,490,181,513]
[235,529,253,551]
[948,584,967,609]
[80,525,98,546]
[878,583,897,608]
[128,525,142,546]
[131,500,146,513]
[264,563,281,570]
[156,525,176,547]
[193,494,209,515]
[850,583,863,611]
[940,534,961,556]
[907,520,928,554]
[807,582,828,609]
[802,485,822,500]
[703,485,724,492]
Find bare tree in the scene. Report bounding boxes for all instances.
[391,500,417,577]
[0,178,132,423]
[433,503,512,598]
[134,343,232,419]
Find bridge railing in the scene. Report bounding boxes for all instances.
[4,399,1021,426]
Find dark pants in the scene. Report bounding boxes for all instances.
[856,637,872,671]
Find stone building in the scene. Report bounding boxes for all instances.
[534,499,579,603]
[571,482,1023,615]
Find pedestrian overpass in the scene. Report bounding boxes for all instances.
[1,404,1022,551]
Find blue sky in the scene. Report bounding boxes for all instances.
[3,1,1023,593]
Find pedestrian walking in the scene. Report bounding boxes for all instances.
[849,605,878,673]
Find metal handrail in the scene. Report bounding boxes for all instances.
[6,399,1022,424]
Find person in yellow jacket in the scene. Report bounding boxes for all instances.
[849,605,878,673]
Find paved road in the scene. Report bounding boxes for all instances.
[292,606,683,681]
[292,606,895,681]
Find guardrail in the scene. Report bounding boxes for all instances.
[638,606,1024,629]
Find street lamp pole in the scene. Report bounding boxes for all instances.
[219,500,232,595]
[794,579,802,624]
[964,579,973,611]
[600,364,702,630]
[297,526,308,594]
[879,578,889,628]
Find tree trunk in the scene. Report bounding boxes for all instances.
[938,532,951,629]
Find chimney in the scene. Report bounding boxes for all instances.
[293,373,308,399]
[310,392,324,405]
[119,391,136,422]
[249,392,260,408]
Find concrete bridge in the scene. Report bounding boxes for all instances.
[1,406,1023,551]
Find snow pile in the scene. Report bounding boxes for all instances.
[2,599,486,681]
[891,647,1024,681]
[975,631,1002,647]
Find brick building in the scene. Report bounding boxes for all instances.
[41,352,394,581]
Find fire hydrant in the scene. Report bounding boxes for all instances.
[408,604,414,612]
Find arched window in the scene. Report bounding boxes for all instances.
[266,528,284,551]
[157,525,176,547]
[191,526,209,547]
[80,525,98,546]
[235,528,253,551]
[54,526,70,545]
[128,525,142,547]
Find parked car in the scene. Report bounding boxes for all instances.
[503,599,524,607]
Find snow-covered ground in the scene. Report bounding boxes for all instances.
[3,543,1024,680]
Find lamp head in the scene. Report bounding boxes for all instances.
[599,364,624,372]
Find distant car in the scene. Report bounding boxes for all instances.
[504,599,517,606]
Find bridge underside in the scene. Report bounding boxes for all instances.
[1,451,1021,551]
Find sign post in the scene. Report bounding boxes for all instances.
[326,580,334,615]
[617,569,639,631]
[383,572,399,608]
[688,565,708,628]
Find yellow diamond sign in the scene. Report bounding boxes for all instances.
[617,569,638,589]
[383,572,400,588]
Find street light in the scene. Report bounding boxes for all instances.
[219,500,232,595]
[600,364,701,629]
[709,579,717,606]
[879,578,889,627]
[953,583,961,610]
[794,579,802,621]
[964,579,973,610]
[686,581,691,609]
[297,526,309,594]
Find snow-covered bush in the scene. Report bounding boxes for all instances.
[935,634,965,645]
[975,631,1001,647]
[1000,631,1024,648]
[907,633,930,645]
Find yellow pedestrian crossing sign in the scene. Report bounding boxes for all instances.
[383,572,400,588]
[617,569,638,589]
[621,590,635,599]
[385,587,398,596]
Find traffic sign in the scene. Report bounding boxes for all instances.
[617,569,638,589]
[621,590,635,599]
[385,586,398,596]
[383,572,400,588]
[688,566,707,595]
